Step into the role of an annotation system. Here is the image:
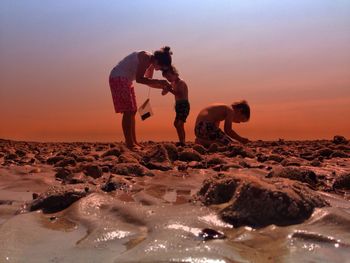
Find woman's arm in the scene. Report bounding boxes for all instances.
[144,64,154,78]
[135,52,170,89]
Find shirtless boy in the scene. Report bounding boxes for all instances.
[162,66,190,146]
[194,101,250,147]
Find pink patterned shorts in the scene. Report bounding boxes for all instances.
[109,76,137,113]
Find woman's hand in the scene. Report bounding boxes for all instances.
[158,80,171,88]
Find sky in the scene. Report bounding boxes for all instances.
[0,0,349,142]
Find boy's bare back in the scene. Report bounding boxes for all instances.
[195,104,233,125]
[173,79,188,101]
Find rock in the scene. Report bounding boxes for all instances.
[206,156,227,166]
[142,145,173,171]
[101,166,110,173]
[101,176,129,192]
[188,161,204,169]
[111,163,153,177]
[68,173,87,184]
[226,146,254,158]
[15,149,27,157]
[118,153,138,163]
[256,154,268,163]
[208,143,219,153]
[101,148,121,158]
[55,168,72,181]
[197,173,328,228]
[163,143,179,161]
[299,152,316,161]
[198,228,226,241]
[267,167,318,187]
[330,151,348,158]
[5,153,17,160]
[178,149,203,162]
[29,187,88,213]
[76,156,95,163]
[310,160,322,167]
[317,148,334,158]
[333,135,348,145]
[84,165,103,179]
[333,173,350,190]
[193,144,207,155]
[267,155,284,163]
[54,157,76,167]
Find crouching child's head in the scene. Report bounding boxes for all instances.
[232,100,250,123]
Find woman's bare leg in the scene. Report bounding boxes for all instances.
[131,112,142,147]
[122,112,134,149]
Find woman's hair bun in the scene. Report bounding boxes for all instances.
[162,46,172,55]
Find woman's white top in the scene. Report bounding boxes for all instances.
[110,52,140,81]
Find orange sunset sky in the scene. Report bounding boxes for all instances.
[1,0,349,142]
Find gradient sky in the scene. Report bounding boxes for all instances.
[1,0,349,142]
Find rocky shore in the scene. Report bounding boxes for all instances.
[0,136,349,228]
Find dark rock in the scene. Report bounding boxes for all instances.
[239,160,251,168]
[267,167,318,187]
[208,143,219,153]
[206,155,227,166]
[142,145,173,171]
[54,157,76,167]
[118,152,140,163]
[330,151,348,158]
[47,156,65,165]
[5,153,18,160]
[317,148,334,158]
[193,144,207,155]
[55,168,72,181]
[188,161,204,169]
[101,148,121,158]
[333,173,350,190]
[256,154,268,163]
[226,146,254,158]
[178,149,203,162]
[267,155,284,163]
[299,153,315,161]
[310,160,322,167]
[68,173,87,184]
[197,173,328,228]
[15,149,27,157]
[163,143,179,161]
[101,176,129,192]
[84,165,103,179]
[101,166,110,173]
[198,228,226,241]
[29,187,87,213]
[111,163,153,177]
[76,156,95,163]
[333,135,348,145]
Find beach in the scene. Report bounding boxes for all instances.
[0,138,349,262]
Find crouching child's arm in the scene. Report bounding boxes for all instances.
[224,116,250,144]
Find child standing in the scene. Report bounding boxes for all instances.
[109,46,173,149]
[162,66,190,146]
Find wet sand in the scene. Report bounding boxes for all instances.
[0,138,350,262]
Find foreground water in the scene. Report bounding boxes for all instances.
[1,169,350,263]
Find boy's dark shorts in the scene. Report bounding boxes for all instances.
[175,100,190,122]
[194,121,233,145]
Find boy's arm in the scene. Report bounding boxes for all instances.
[224,114,249,144]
